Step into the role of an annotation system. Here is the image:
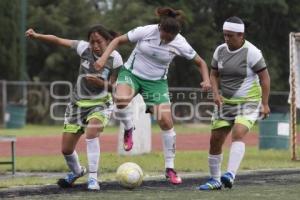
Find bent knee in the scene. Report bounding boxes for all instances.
[115,98,131,109]
[61,148,74,155]
[157,119,173,130]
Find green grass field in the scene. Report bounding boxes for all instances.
[1,147,300,188]
[1,124,299,199]
[1,148,299,173]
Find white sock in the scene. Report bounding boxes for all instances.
[208,154,223,182]
[162,129,176,169]
[64,151,82,175]
[86,138,100,180]
[114,104,133,130]
[227,141,245,178]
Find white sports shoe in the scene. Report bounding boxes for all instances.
[87,177,100,190]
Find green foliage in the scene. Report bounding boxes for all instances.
[96,0,300,89]
[0,0,21,80]
[26,0,100,82]
[210,0,298,90]
[1,0,300,90]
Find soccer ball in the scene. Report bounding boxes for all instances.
[116,162,143,189]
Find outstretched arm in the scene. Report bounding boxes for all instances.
[194,55,211,91]
[94,34,129,70]
[25,28,74,48]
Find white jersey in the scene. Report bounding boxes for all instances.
[124,24,197,80]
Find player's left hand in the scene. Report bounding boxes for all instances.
[260,104,270,119]
[200,80,211,92]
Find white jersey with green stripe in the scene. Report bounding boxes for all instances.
[70,40,123,106]
[211,40,266,103]
[125,24,197,80]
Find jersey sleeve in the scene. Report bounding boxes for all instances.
[211,48,219,70]
[71,40,89,56]
[248,47,267,72]
[177,38,197,60]
[127,26,150,43]
[111,51,123,69]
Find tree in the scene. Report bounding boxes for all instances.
[0,0,20,80]
[26,0,100,82]
[211,0,295,90]
[12,0,300,91]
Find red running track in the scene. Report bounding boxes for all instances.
[0,132,265,157]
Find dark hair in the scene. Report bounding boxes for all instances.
[87,24,119,41]
[225,16,244,24]
[155,7,184,34]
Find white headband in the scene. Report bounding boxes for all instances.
[223,22,244,33]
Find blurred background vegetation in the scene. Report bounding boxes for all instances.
[0,0,299,90]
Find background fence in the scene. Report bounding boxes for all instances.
[0,80,298,127]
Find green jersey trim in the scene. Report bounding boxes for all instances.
[75,94,112,107]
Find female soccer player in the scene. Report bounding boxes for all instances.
[94,7,211,184]
[199,16,270,190]
[25,25,123,190]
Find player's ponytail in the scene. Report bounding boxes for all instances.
[155,7,185,34]
[107,30,121,40]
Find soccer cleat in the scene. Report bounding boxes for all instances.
[123,127,134,151]
[87,177,100,190]
[221,172,234,189]
[165,168,182,185]
[198,178,222,190]
[57,166,87,188]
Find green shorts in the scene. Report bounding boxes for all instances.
[116,67,170,105]
[211,102,261,130]
[63,102,113,134]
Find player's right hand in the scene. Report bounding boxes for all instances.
[25,28,37,39]
[94,58,105,71]
[260,104,270,120]
[214,94,223,107]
